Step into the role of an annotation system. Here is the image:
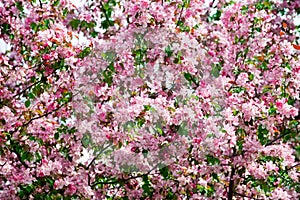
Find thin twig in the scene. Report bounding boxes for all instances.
[265,125,286,146]
[286,163,300,171]
[100,1,112,26]
[175,5,184,28]
[87,142,112,169]
[38,0,43,8]
[12,78,43,99]
[234,192,264,200]
[91,163,159,187]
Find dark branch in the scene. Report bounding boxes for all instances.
[0,161,6,167]
[227,166,235,200]
[265,125,287,146]
[91,164,159,187]
[100,1,113,26]
[9,139,35,169]
[38,0,43,8]
[286,163,300,171]
[87,143,112,169]
[175,5,184,28]
[234,192,264,200]
[10,92,79,135]
[12,78,43,99]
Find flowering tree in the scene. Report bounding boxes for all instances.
[0,0,299,199]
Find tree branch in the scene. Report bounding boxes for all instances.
[38,0,43,8]
[286,163,300,171]
[10,92,79,135]
[100,1,113,26]
[12,78,43,99]
[227,166,235,200]
[234,192,264,200]
[0,161,6,168]
[175,5,184,28]
[91,163,159,187]
[265,125,286,146]
[9,139,35,169]
[87,142,112,169]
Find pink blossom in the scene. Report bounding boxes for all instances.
[42,54,51,60]
[54,179,65,189]
[1,0,299,199]
[65,184,77,196]
[270,188,291,200]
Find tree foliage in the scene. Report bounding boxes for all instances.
[0,0,299,199]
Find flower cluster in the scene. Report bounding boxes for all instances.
[0,0,299,199]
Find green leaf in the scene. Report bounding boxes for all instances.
[21,151,32,162]
[289,120,299,128]
[254,27,261,32]
[1,23,11,35]
[69,19,81,29]
[230,86,246,93]
[259,61,268,70]
[173,52,183,64]
[159,166,170,180]
[77,47,91,59]
[156,127,164,136]
[166,190,177,199]
[237,138,244,152]
[210,10,222,21]
[248,73,254,81]
[196,184,206,194]
[35,152,42,162]
[108,62,115,72]
[283,134,291,142]
[9,34,14,40]
[136,117,145,127]
[211,63,222,78]
[178,122,188,136]
[25,100,31,108]
[101,20,110,29]
[15,2,24,12]
[103,70,114,86]
[142,149,148,157]
[18,184,34,199]
[287,97,295,105]
[142,175,153,197]
[143,105,151,111]
[268,105,277,116]
[241,5,248,15]
[183,72,198,86]
[255,0,273,11]
[165,45,173,57]
[54,132,59,140]
[206,154,220,165]
[52,59,65,70]
[262,86,272,93]
[39,19,51,30]
[183,0,191,8]
[30,22,39,32]
[184,72,192,82]
[105,8,113,18]
[53,0,60,6]
[90,30,99,38]
[63,8,68,16]
[81,133,92,148]
[45,177,54,187]
[28,92,35,99]
[257,125,269,145]
[103,3,110,10]
[211,173,219,182]
[295,145,300,159]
